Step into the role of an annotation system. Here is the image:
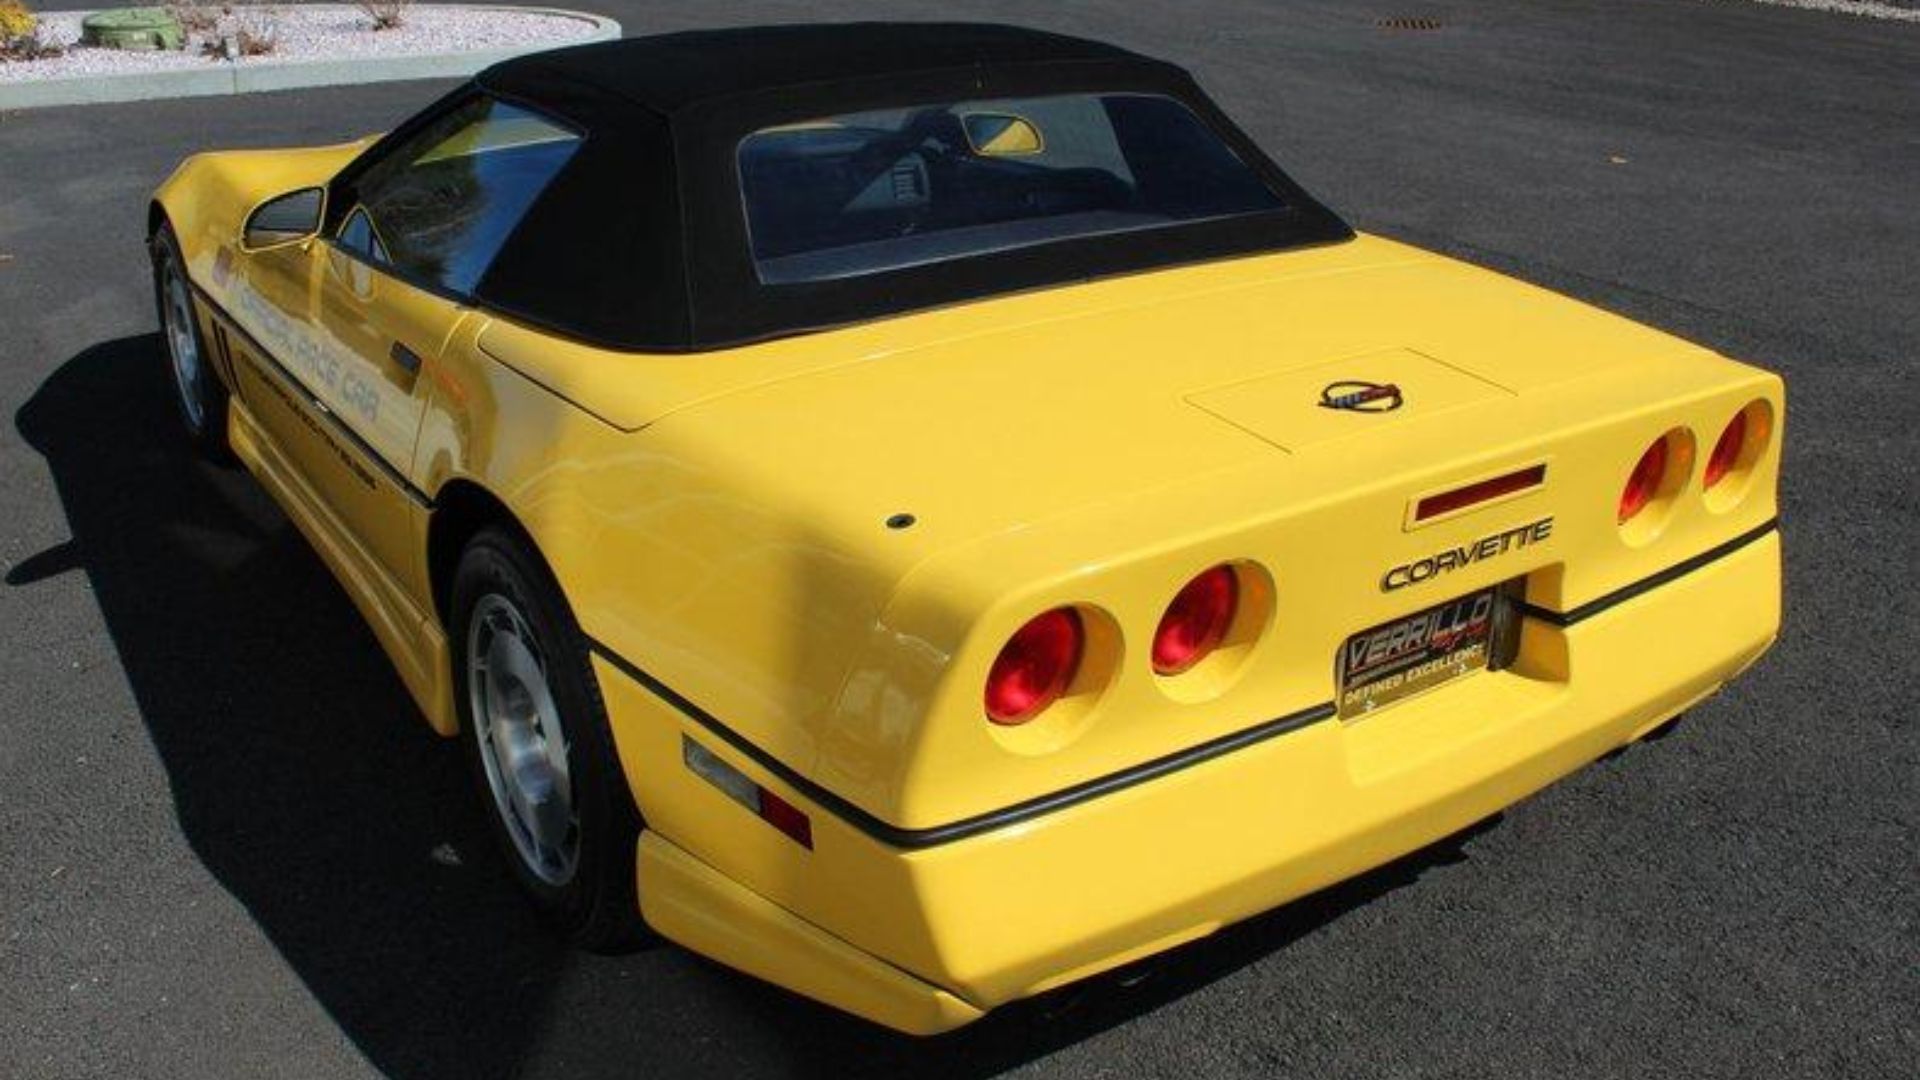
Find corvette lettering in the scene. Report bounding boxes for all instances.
[1382,517,1553,591]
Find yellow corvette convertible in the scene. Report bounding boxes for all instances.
[148,24,1783,1033]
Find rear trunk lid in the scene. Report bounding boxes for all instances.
[634,234,1700,559]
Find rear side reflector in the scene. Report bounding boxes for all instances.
[755,788,814,849]
[1415,464,1547,522]
[683,736,813,848]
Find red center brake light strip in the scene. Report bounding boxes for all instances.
[1415,464,1548,522]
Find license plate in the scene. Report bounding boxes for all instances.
[1338,587,1503,719]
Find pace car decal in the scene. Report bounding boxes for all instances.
[232,278,382,428]
[252,355,381,493]
[1381,517,1553,591]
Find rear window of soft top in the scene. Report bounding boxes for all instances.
[737,92,1286,285]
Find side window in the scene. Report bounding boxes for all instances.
[337,207,390,264]
[342,96,580,295]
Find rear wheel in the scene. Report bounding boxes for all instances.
[451,526,646,951]
[150,223,231,460]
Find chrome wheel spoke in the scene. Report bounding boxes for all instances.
[160,260,205,428]
[466,593,580,885]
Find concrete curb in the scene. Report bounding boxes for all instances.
[0,6,619,111]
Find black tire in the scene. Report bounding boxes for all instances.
[450,525,647,952]
[150,223,232,461]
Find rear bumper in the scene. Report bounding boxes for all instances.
[602,527,1780,1034]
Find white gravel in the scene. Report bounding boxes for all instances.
[1737,0,1920,19]
[0,5,602,82]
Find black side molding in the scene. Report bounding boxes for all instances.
[586,638,1334,850]
[1517,518,1780,627]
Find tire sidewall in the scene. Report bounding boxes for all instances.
[450,527,642,946]
[150,225,230,455]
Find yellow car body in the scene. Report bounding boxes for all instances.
[150,28,1781,1035]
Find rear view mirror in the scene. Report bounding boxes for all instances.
[243,187,324,250]
[962,113,1045,157]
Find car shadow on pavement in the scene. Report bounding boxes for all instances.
[14,333,1503,1079]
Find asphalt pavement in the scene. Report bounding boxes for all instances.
[1,1,1915,1077]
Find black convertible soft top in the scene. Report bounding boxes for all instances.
[423,23,1352,351]
[483,22,1145,116]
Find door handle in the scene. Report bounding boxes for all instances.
[389,341,423,377]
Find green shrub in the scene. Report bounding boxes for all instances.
[0,0,37,41]
[0,0,62,61]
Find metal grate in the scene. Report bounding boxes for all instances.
[1376,16,1444,31]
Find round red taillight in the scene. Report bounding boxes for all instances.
[1152,565,1239,675]
[984,608,1083,725]
[1705,412,1747,488]
[1619,438,1669,523]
